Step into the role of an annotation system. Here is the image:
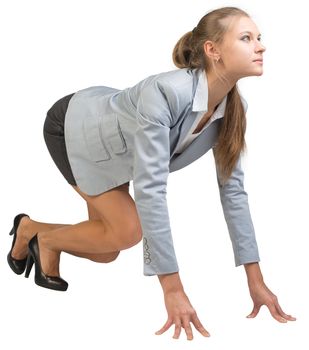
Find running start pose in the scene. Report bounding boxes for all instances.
[8,6,296,340]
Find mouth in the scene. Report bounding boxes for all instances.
[253,59,263,63]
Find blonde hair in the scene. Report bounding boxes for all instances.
[173,6,250,185]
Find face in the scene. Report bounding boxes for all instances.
[206,16,266,80]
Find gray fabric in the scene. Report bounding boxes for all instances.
[63,67,260,275]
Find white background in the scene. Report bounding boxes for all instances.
[1,0,308,349]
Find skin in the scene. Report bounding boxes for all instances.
[205,15,266,114]
[155,15,296,340]
[194,15,266,134]
[11,14,296,341]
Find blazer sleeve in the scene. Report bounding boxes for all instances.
[133,81,179,276]
[212,150,261,266]
[212,96,260,266]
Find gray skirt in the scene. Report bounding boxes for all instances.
[43,93,77,186]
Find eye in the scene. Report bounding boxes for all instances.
[241,35,262,42]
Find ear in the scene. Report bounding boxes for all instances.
[203,40,221,61]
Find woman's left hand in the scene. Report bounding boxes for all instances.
[246,281,297,322]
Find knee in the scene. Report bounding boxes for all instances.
[104,251,120,263]
[93,251,120,263]
[130,228,143,248]
[119,222,143,250]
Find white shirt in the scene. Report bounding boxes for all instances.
[174,94,227,154]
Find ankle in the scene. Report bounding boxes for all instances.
[37,232,60,255]
[21,217,35,241]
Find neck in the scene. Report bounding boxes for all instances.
[205,69,238,112]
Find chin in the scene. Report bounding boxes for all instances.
[245,70,264,78]
[255,70,264,76]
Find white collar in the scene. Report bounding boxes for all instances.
[192,69,227,120]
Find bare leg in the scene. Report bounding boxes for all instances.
[11,216,120,267]
[16,182,142,278]
[38,216,140,276]
[11,216,69,260]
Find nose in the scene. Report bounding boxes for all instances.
[255,40,266,53]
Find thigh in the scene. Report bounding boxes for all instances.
[71,183,142,236]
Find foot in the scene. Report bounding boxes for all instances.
[37,234,60,277]
[11,215,32,260]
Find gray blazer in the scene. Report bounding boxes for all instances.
[64,67,260,276]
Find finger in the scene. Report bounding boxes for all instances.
[246,304,261,318]
[155,319,173,335]
[182,316,194,341]
[173,322,182,339]
[267,303,288,323]
[274,300,297,321]
[191,313,211,337]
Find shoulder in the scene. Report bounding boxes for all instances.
[149,68,194,97]
[137,68,195,121]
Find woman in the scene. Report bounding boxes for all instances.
[7,6,296,340]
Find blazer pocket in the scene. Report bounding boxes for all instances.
[82,116,111,162]
[101,113,127,155]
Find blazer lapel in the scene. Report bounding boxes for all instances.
[169,68,202,159]
[170,109,199,159]
[169,118,221,172]
[169,68,226,172]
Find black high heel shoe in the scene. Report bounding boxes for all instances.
[7,213,30,275]
[25,233,68,291]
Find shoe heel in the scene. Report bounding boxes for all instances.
[9,226,15,236]
[24,254,34,278]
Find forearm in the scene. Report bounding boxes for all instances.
[244,262,264,285]
[158,272,184,294]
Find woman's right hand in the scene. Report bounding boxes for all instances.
[155,286,211,340]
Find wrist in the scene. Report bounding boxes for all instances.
[158,272,184,294]
[244,262,264,286]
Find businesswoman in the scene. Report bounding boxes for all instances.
[8,6,296,340]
